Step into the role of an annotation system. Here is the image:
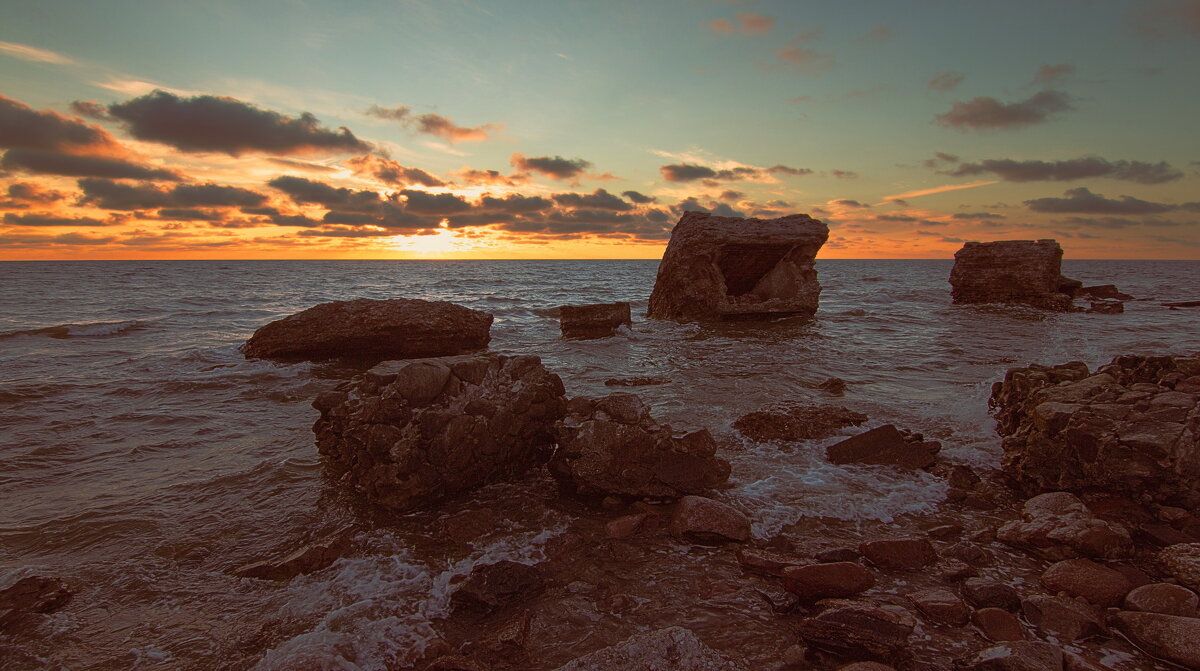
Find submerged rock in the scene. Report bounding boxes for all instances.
[826,424,941,469]
[949,239,1077,311]
[233,526,356,580]
[242,297,492,362]
[647,211,829,322]
[551,393,731,499]
[0,576,73,632]
[451,560,543,615]
[559,302,632,339]
[1077,284,1133,300]
[312,353,566,511]
[733,403,867,442]
[551,626,746,671]
[990,354,1200,503]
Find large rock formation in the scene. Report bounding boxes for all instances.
[559,302,631,339]
[242,298,492,362]
[550,393,731,498]
[949,240,1078,311]
[647,212,829,322]
[312,353,566,511]
[990,354,1200,504]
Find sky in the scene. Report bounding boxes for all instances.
[0,0,1198,260]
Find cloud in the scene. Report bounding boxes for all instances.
[1057,216,1194,229]
[660,163,717,182]
[268,175,381,212]
[265,157,339,173]
[0,182,68,209]
[399,189,473,215]
[4,213,117,227]
[928,72,965,92]
[1025,187,1182,214]
[478,194,554,214]
[861,25,893,42]
[552,188,633,211]
[934,90,1072,131]
[106,90,370,156]
[365,104,412,122]
[345,154,446,187]
[659,162,809,183]
[945,157,1183,184]
[1134,0,1200,39]
[831,169,858,179]
[0,94,123,153]
[622,190,657,204]
[450,167,529,187]
[1,149,181,180]
[719,190,743,201]
[510,153,592,181]
[952,212,1006,220]
[883,180,998,201]
[707,13,775,35]
[1032,63,1075,86]
[773,46,836,75]
[69,100,111,120]
[367,105,499,143]
[920,152,960,169]
[78,178,268,210]
[832,199,870,209]
[0,41,74,65]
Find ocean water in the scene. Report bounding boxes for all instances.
[1,259,1198,669]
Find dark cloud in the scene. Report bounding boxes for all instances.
[4,212,116,227]
[452,167,529,187]
[660,163,717,182]
[0,94,120,152]
[768,164,813,176]
[928,72,965,92]
[0,232,118,247]
[920,152,960,169]
[478,193,554,214]
[832,199,870,208]
[660,162,805,183]
[1057,216,1193,229]
[552,188,632,211]
[622,190,656,204]
[268,175,381,212]
[876,214,918,222]
[155,208,223,221]
[107,90,370,156]
[79,178,268,210]
[1032,64,1075,85]
[365,104,411,122]
[945,157,1182,184]
[413,113,498,143]
[399,189,472,215]
[345,154,445,187]
[68,100,112,121]
[952,212,1007,220]
[510,153,592,181]
[1024,187,1177,214]
[831,169,858,179]
[934,90,1072,131]
[1,149,181,180]
[719,190,743,201]
[0,182,68,209]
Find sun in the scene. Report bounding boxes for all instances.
[383,222,484,258]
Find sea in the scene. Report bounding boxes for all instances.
[1,259,1198,670]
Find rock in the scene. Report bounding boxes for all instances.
[451,561,542,615]
[441,508,500,544]
[780,562,875,601]
[242,298,492,362]
[972,608,1026,642]
[826,425,941,470]
[781,644,809,667]
[996,492,1132,560]
[0,576,73,632]
[647,211,829,322]
[733,403,867,442]
[670,496,751,543]
[908,588,970,625]
[1077,285,1132,300]
[926,524,964,541]
[312,353,567,512]
[551,626,746,671]
[944,542,993,566]
[559,302,632,339]
[949,239,1077,311]
[551,394,730,499]
[818,377,848,396]
[604,376,669,387]
[859,537,937,570]
[815,547,861,563]
[940,559,978,581]
[961,641,1063,671]
[1085,301,1123,314]
[837,664,895,671]
[1124,582,1199,617]
[796,604,913,662]
[233,527,355,580]
[990,354,1200,503]
[424,655,489,671]
[1062,652,1114,671]
[1039,558,1132,607]
[1112,610,1200,668]
[962,578,1021,612]
[1160,543,1200,591]
[605,513,658,540]
[1020,595,1104,642]
[735,548,807,576]
[1165,300,1200,308]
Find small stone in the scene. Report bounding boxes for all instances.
[735,548,806,576]
[972,608,1026,642]
[943,542,993,565]
[670,496,751,544]
[939,559,978,581]
[961,641,1064,671]
[926,524,964,540]
[1040,558,1132,607]
[781,644,808,667]
[962,578,1021,612]
[908,588,971,625]
[859,537,937,571]
[781,562,875,601]
[1123,582,1199,617]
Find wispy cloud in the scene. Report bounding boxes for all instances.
[0,41,74,65]
[882,180,998,202]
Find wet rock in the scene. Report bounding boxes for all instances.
[826,424,941,470]
[972,608,1026,642]
[1062,652,1115,671]
[1123,582,1199,617]
[949,239,1077,311]
[1112,610,1200,668]
[733,403,867,442]
[233,526,355,580]
[926,524,964,541]
[815,547,860,563]
[559,302,632,339]
[781,644,809,668]
[647,211,829,322]
[1159,543,1200,591]
[441,508,500,544]
[1165,300,1200,308]
[1020,595,1104,642]
[796,603,914,662]
[313,353,567,511]
[451,561,542,615]
[990,354,1200,503]
[837,663,895,671]
[780,562,875,601]
[605,512,657,540]
[1077,285,1132,301]
[859,537,937,571]
[961,641,1063,671]
[996,492,1132,560]
[939,559,978,582]
[962,578,1021,612]
[604,376,669,387]
[1085,301,1123,314]
[424,655,489,671]
[818,377,848,396]
[943,542,993,566]
[1039,558,1132,607]
[908,587,970,625]
[670,496,751,543]
[551,626,746,671]
[0,576,73,632]
[552,394,730,499]
[242,297,492,362]
[735,548,807,576]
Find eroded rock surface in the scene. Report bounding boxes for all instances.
[949,239,1077,311]
[990,354,1200,503]
[242,297,492,362]
[647,211,829,322]
[733,403,867,442]
[826,424,941,470]
[312,353,566,511]
[551,626,747,671]
[996,492,1132,560]
[559,302,631,339]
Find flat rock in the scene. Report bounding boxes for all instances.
[996,492,1132,560]
[551,626,746,671]
[733,403,867,442]
[961,641,1064,671]
[962,579,1022,612]
[1112,610,1200,668]
[647,212,829,322]
[908,587,970,625]
[242,297,492,361]
[1039,558,1132,607]
[781,562,875,601]
[796,604,914,662]
[859,537,937,570]
[735,548,807,576]
[559,302,632,339]
[1020,595,1104,642]
[826,424,940,470]
[972,608,1027,642]
[1123,582,1199,617]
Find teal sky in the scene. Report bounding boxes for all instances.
[1,0,1198,258]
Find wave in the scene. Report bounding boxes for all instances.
[0,319,146,340]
